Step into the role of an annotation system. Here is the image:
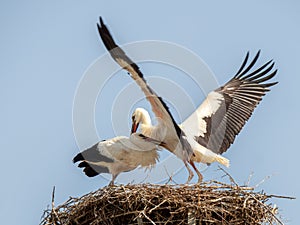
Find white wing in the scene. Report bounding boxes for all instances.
[181,51,277,154]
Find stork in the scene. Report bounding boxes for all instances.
[73,132,162,186]
[97,17,277,183]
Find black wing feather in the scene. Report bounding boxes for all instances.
[73,143,113,163]
[97,17,145,80]
[78,161,109,177]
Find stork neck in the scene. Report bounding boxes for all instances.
[139,115,152,134]
[139,112,152,127]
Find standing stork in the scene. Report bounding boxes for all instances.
[97,17,277,183]
[73,132,162,186]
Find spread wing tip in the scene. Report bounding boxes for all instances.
[97,16,118,52]
[200,50,277,154]
[233,51,278,87]
[99,16,104,25]
[234,50,262,78]
[96,16,146,81]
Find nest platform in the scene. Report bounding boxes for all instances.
[41,181,289,225]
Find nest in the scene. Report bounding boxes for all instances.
[41,180,292,225]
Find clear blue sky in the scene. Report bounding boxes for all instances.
[1,1,299,224]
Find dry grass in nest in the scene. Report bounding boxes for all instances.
[40,180,293,225]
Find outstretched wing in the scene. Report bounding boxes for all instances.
[181,51,278,154]
[97,17,193,157]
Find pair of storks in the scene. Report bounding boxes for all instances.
[73,17,277,185]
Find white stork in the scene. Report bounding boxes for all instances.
[73,133,162,186]
[97,17,277,183]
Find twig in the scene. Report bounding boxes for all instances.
[51,186,55,209]
[245,171,254,186]
[266,194,296,200]
[148,199,167,213]
[218,166,239,187]
[50,186,62,225]
[254,174,273,188]
[141,210,156,225]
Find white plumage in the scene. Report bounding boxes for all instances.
[73,133,160,186]
[181,92,224,138]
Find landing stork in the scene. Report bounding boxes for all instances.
[97,17,277,183]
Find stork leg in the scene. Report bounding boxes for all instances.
[108,180,114,186]
[184,161,194,184]
[109,173,118,186]
[189,160,203,183]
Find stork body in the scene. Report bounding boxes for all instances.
[132,108,230,181]
[73,133,160,186]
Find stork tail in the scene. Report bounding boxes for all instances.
[215,155,230,167]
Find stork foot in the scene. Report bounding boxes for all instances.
[197,173,203,183]
[185,171,194,184]
[109,174,117,186]
[184,161,194,184]
[189,160,203,184]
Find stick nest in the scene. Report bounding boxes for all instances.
[41,181,287,225]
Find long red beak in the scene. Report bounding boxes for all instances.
[131,122,139,134]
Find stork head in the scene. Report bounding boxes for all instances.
[131,108,151,134]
